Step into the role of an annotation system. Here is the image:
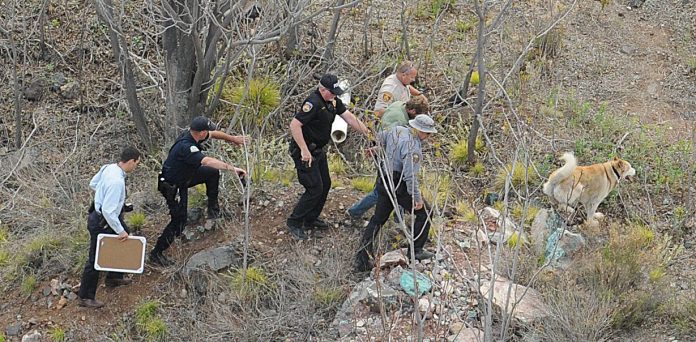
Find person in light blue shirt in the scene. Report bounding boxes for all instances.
[78,146,140,309]
[355,115,437,272]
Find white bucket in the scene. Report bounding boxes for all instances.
[331,80,351,143]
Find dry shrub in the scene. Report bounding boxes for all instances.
[525,286,614,342]
[528,222,681,339]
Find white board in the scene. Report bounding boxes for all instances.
[95,234,147,274]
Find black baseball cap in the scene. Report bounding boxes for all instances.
[190,116,217,131]
[320,74,344,96]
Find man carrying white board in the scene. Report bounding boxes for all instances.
[78,146,140,309]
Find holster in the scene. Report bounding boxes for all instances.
[157,174,178,202]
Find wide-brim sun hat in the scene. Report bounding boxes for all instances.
[409,114,437,134]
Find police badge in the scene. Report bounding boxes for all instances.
[302,102,313,112]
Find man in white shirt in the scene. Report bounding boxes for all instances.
[78,146,140,309]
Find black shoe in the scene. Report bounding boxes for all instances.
[413,249,435,261]
[305,218,330,230]
[78,298,105,309]
[150,252,174,267]
[207,205,221,219]
[287,223,308,240]
[105,278,132,288]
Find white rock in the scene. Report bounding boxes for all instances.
[479,278,549,324]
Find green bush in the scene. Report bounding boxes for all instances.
[187,184,207,208]
[220,77,281,126]
[21,274,37,297]
[328,153,346,175]
[49,327,66,342]
[135,300,166,341]
[126,212,146,230]
[230,266,274,302]
[351,177,374,193]
[136,300,160,325]
[493,161,538,191]
[450,137,485,165]
[314,286,344,306]
[143,318,167,341]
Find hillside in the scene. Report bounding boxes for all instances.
[1,0,695,341]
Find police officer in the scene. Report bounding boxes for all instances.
[287,73,370,240]
[78,146,140,308]
[374,60,425,118]
[355,114,437,272]
[347,95,429,219]
[151,116,247,266]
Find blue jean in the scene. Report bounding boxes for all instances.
[348,188,378,218]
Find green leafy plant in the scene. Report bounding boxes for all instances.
[421,173,451,206]
[450,137,485,165]
[493,161,538,191]
[187,184,207,208]
[219,78,281,126]
[135,300,160,325]
[21,274,37,297]
[469,162,485,176]
[328,153,346,175]
[351,177,374,193]
[142,318,167,341]
[126,212,146,230]
[49,327,66,342]
[455,18,477,33]
[314,286,344,306]
[230,266,274,302]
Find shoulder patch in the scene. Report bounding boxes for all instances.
[382,92,393,103]
[412,153,420,163]
[190,146,200,153]
[302,102,313,112]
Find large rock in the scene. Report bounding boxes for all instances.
[447,322,483,342]
[332,278,374,338]
[400,270,432,297]
[6,322,21,336]
[21,330,42,342]
[183,244,243,277]
[379,249,407,269]
[480,207,519,244]
[182,242,245,294]
[530,209,585,269]
[479,278,548,324]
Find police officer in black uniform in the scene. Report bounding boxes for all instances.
[151,116,248,266]
[287,74,370,240]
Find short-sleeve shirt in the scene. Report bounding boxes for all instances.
[374,74,410,113]
[380,101,409,130]
[162,130,207,185]
[294,89,347,149]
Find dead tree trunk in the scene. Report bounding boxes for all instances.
[93,0,152,148]
[284,0,300,59]
[1,20,22,149]
[467,1,487,164]
[323,0,345,61]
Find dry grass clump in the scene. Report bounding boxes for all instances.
[493,161,538,192]
[525,222,681,340]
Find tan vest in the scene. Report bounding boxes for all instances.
[374,74,410,112]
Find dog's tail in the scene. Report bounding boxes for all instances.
[543,152,577,196]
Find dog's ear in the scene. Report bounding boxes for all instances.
[613,156,619,161]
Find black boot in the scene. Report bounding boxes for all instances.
[207,202,221,219]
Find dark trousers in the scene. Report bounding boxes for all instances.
[78,211,128,300]
[287,150,330,227]
[356,172,431,266]
[152,166,219,255]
